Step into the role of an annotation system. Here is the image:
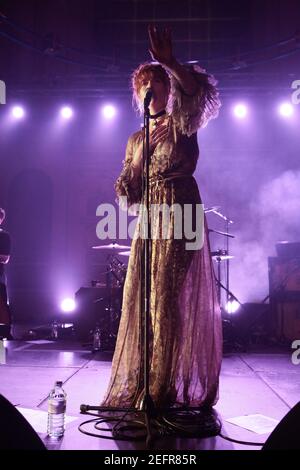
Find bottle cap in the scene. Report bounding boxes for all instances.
[55,381,63,387]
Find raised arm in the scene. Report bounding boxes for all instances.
[148,25,220,135]
[148,25,197,96]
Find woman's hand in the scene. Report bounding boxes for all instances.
[148,24,198,96]
[148,25,174,67]
[150,121,169,150]
[132,120,169,169]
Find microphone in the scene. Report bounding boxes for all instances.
[144,88,153,108]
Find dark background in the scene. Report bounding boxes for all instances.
[0,0,299,324]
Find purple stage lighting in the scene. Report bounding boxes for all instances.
[102,104,117,119]
[11,106,25,119]
[225,299,240,314]
[60,298,76,313]
[233,103,248,119]
[279,102,294,118]
[60,106,73,119]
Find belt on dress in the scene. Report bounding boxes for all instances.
[149,173,194,186]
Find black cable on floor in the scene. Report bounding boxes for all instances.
[78,408,222,442]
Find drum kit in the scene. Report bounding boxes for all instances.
[89,242,130,350]
[90,206,236,349]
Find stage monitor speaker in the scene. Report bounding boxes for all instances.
[0,394,46,450]
[262,402,300,450]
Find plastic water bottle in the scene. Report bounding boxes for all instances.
[47,381,67,437]
[93,326,101,352]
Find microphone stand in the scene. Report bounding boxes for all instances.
[79,95,157,448]
[138,94,156,441]
[79,95,221,447]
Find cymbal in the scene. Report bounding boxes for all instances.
[208,229,235,238]
[212,255,234,261]
[204,206,220,213]
[92,242,130,250]
[118,251,131,256]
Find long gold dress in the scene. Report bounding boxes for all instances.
[102,66,222,409]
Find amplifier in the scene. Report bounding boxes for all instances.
[268,257,300,341]
[268,257,300,302]
[271,301,300,342]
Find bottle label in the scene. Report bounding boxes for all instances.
[48,400,66,414]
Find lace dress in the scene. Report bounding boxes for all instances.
[102,66,222,409]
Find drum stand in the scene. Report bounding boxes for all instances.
[208,218,244,351]
[208,208,234,309]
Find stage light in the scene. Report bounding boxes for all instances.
[225,299,240,314]
[102,104,116,119]
[233,103,248,119]
[60,298,76,313]
[278,102,294,118]
[60,106,73,119]
[11,106,25,119]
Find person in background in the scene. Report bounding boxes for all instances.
[0,208,12,339]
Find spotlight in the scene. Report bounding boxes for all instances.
[225,298,240,314]
[11,106,25,119]
[233,103,248,119]
[278,102,294,118]
[60,298,76,313]
[60,106,73,119]
[102,104,116,119]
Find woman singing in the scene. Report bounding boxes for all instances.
[102,26,222,411]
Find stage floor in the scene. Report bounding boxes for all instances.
[0,330,299,451]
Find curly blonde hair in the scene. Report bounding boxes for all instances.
[131,62,171,114]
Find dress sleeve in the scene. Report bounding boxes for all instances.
[114,134,142,208]
[170,65,221,136]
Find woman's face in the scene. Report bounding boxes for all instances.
[137,72,169,112]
